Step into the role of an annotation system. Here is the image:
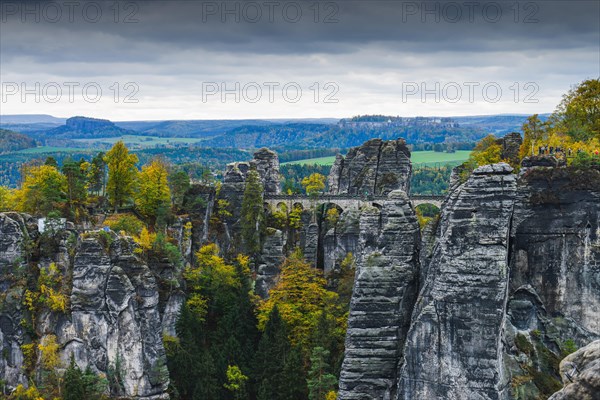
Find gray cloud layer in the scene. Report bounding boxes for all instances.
[1,0,598,119]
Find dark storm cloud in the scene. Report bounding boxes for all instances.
[0,0,598,119]
[2,0,598,60]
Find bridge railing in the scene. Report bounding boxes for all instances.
[264,193,445,202]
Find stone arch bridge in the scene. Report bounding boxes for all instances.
[264,194,444,211]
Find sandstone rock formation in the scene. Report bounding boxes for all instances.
[0,215,176,399]
[218,148,280,252]
[398,163,517,400]
[328,138,412,196]
[549,340,600,400]
[339,161,600,400]
[338,190,420,400]
[252,147,281,194]
[496,132,523,166]
[255,228,285,298]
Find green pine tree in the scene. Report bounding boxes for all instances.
[240,168,265,256]
[307,347,338,400]
[282,345,308,400]
[63,355,85,400]
[255,306,293,400]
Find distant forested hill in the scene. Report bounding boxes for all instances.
[0,129,37,153]
[202,123,333,148]
[201,122,489,149]
[115,119,277,138]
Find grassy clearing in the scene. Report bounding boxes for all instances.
[282,151,471,166]
[411,150,471,164]
[282,156,338,166]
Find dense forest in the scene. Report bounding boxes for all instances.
[0,129,37,153]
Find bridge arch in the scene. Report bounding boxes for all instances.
[263,194,444,212]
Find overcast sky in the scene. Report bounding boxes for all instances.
[1,0,598,120]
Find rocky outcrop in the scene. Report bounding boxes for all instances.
[256,229,285,298]
[0,213,34,390]
[221,147,280,202]
[328,138,412,196]
[218,148,280,253]
[322,209,360,274]
[63,234,169,399]
[339,160,600,400]
[398,163,517,400]
[549,340,600,400]
[252,147,281,194]
[496,132,523,166]
[338,190,420,400]
[0,216,174,399]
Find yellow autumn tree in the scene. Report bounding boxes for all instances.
[0,185,17,211]
[258,249,338,347]
[183,243,239,320]
[518,79,600,164]
[135,158,171,225]
[519,114,550,159]
[554,78,600,142]
[470,134,503,167]
[15,164,67,215]
[104,141,138,209]
[302,173,326,199]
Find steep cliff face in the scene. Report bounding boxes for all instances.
[327,138,411,196]
[322,209,361,274]
[504,167,600,399]
[509,167,600,335]
[338,191,420,400]
[339,161,600,400]
[398,163,517,400]
[63,235,169,399]
[0,214,176,399]
[0,213,34,390]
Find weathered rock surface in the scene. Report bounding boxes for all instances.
[338,190,420,400]
[256,228,285,298]
[549,340,600,400]
[322,209,360,274]
[328,138,411,196]
[339,161,600,400]
[398,163,517,400]
[511,168,600,333]
[63,235,169,399]
[0,213,33,390]
[0,216,174,399]
[252,147,281,194]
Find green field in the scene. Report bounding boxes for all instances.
[282,151,471,167]
[73,135,210,148]
[282,156,338,166]
[411,150,471,166]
